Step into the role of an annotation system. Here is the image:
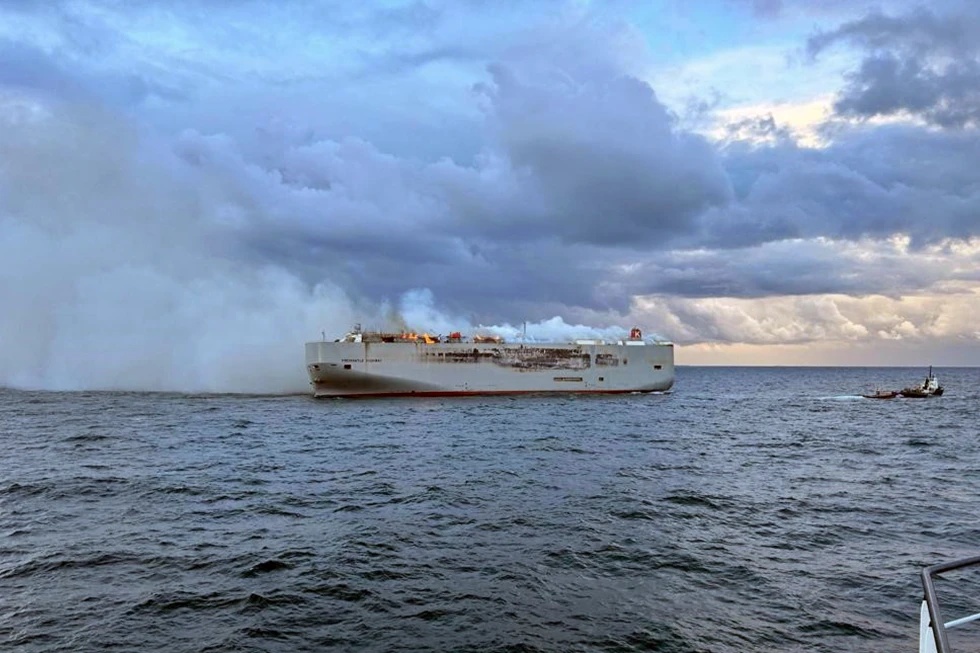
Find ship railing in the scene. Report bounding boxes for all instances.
[920,555,980,653]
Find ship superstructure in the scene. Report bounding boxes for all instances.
[305,325,674,398]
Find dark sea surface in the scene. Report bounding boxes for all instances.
[3,366,980,653]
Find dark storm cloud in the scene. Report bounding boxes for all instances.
[808,6,980,127]
[712,124,980,249]
[599,241,950,300]
[350,241,633,323]
[446,63,732,248]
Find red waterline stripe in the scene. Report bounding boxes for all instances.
[312,388,669,399]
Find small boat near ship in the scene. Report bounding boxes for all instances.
[862,388,899,399]
[305,325,674,398]
[899,367,944,398]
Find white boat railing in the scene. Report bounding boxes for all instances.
[920,555,980,652]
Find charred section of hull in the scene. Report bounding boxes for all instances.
[308,366,444,397]
[421,347,592,370]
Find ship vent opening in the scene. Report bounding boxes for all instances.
[654,365,662,370]
[343,364,352,370]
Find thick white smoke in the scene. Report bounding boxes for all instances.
[0,101,362,393]
[393,289,653,343]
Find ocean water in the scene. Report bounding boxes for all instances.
[3,366,980,653]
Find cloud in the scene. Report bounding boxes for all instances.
[808,5,980,127]
[714,123,980,249]
[731,0,959,22]
[633,284,980,348]
[471,63,732,247]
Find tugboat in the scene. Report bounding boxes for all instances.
[899,366,944,398]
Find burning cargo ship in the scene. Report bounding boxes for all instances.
[305,326,674,398]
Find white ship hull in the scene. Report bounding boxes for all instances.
[305,339,674,398]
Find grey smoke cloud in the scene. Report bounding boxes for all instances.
[0,104,358,392]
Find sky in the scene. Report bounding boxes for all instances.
[1,0,979,392]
